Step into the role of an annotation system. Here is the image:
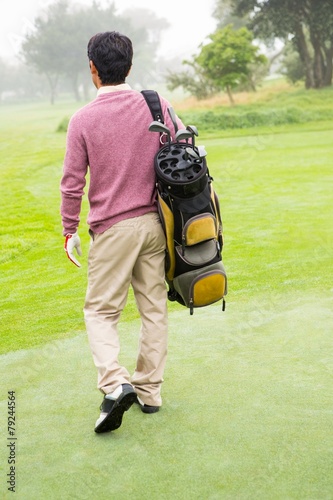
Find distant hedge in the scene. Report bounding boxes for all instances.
[178,106,333,131]
[57,105,333,134]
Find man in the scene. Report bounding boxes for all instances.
[60,31,183,433]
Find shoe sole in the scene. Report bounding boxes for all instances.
[94,389,137,434]
[141,405,160,414]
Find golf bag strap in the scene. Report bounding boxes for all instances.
[141,90,164,123]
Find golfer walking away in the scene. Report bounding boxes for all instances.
[60,31,184,433]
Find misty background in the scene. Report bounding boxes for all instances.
[0,0,216,60]
[1,0,331,105]
[0,0,217,103]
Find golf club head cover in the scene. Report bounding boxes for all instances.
[64,232,82,268]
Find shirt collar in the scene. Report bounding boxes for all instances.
[97,83,132,96]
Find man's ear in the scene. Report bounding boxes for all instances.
[89,60,98,75]
[89,60,101,89]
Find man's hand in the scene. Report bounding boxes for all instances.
[64,232,82,268]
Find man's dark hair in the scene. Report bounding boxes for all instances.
[87,31,133,85]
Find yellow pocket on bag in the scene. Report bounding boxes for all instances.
[173,261,227,314]
[191,271,226,307]
[183,213,217,246]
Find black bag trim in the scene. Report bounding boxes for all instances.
[141,90,164,123]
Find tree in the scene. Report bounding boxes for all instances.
[305,0,333,87]
[21,0,168,103]
[21,1,131,103]
[119,8,170,87]
[21,0,70,104]
[166,25,267,103]
[0,58,50,103]
[229,0,333,88]
[60,2,132,101]
[195,25,267,104]
[213,0,249,30]
[166,60,220,100]
[280,42,306,85]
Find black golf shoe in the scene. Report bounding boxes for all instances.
[136,396,160,414]
[94,384,137,434]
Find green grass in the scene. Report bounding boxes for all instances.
[0,101,89,352]
[0,302,332,499]
[179,84,333,130]
[0,97,332,498]
[51,83,333,133]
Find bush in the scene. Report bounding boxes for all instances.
[179,106,333,131]
[56,116,70,133]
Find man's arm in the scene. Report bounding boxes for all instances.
[60,115,88,266]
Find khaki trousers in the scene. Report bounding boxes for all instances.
[83,212,168,406]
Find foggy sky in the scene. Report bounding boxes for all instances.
[0,0,216,61]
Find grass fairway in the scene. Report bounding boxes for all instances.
[0,100,333,499]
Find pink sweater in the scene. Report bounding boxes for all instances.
[60,87,183,235]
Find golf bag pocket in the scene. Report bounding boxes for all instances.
[173,261,227,314]
[176,240,219,266]
[182,213,217,247]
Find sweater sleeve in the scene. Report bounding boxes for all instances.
[60,115,88,235]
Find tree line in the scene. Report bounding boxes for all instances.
[222,0,333,89]
[167,0,333,102]
[1,0,332,104]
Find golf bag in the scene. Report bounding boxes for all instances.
[142,91,227,314]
